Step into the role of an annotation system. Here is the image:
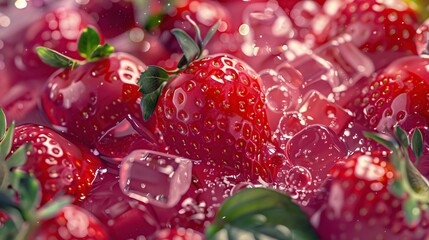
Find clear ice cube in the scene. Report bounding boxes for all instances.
[119,150,192,208]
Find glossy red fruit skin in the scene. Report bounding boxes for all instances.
[40,52,154,148]
[351,55,429,132]
[313,151,429,240]
[77,0,137,39]
[30,205,109,240]
[157,0,232,54]
[312,0,418,70]
[11,124,103,205]
[150,227,204,240]
[13,7,100,81]
[155,54,274,181]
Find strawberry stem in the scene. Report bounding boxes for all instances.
[364,127,429,224]
[138,18,220,121]
[36,27,112,70]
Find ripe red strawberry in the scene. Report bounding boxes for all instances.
[13,7,101,82]
[11,124,103,204]
[138,21,277,181]
[312,0,419,70]
[38,27,155,148]
[76,0,137,39]
[350,55,429,132]
[312,128,429,239]
[155,0,232,54]
[0,108,108,239]
[150,227,204,240]
[29,205,109,239]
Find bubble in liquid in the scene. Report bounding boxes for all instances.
[285,166,312,190]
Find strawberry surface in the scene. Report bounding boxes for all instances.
[313,150,429,239]
[351,55,429,132]
[11,124,103,204]
[30,205,109,240]
[40,52,151,147]
[152,54,275,181]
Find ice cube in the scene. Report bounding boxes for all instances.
[119,150,193,208]
[286,124,348,182]
[259,68,301,129]
[416,19,429,55]
[315,34,375,92]
[298,91,353,134]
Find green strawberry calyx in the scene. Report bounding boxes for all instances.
[36,26,114,70]
[364,126,429,225]
[404,0,429,22]
[138,16,220,121]
[205,188,319,240]
[0,108,71,239]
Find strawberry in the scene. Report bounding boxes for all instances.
[76,0,137,39]
[29,205,109,239]
[351,54,429,132]
[155,0,233,54]
[149,227,204,240]
[37,27,155,148]
[138,20,277,181]
[0,108,108,240]
[312,0,419,70]
[13,7,100,82]
[312,127,429,239]
[11,124,103,205]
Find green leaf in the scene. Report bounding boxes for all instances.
[16,173,40,213]
[6,144,29,169]
[36,47,77,68]
[389,180,405,197]
[78,27,101,59]
[88,44,114,61]
[0,108,6,139]
[394,126,409,148]
[138,66,170,94]
[0,192,20,210]
[206,188,318,240]
[0,121,15,161]
[186,15,203,49]
[37,196,72,220]
[202,20,221,48]
[171,29,199,64]
[403,198,421,224]
[411,128,423,160]
[0,215,19,240]
[363,131,398,151]
[177,55,188,69]
[140,82,167,121]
